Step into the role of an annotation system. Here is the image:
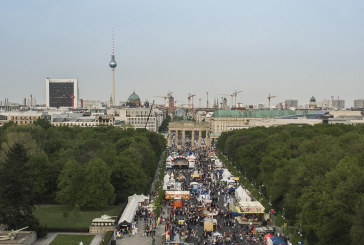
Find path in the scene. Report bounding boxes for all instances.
[32,232,104,245]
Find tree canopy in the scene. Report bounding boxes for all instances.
[0,121,166,218]
[216,124,364,245]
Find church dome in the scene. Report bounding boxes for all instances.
[128,92,140,102]
[310,96,316,102]
[127,91,141,107]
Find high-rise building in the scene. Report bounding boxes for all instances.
[285,99,298,109]
[331,99,345,109]
[46,78,78,108]
[354,99,364,109]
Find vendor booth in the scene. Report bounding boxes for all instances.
[171,156,189,168]
[173,198,183,208]
[237,201,265,225]
[267,236,287,245]
[203,218,217,232]
[191,171,202,180]
[230,206,242,216]
[165,191,190,200]
[239,201,265,213]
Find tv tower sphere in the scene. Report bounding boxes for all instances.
[109,55,117,68]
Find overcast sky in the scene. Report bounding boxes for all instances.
[1,0,363,107]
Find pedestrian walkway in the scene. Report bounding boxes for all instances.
[116,210,167,245]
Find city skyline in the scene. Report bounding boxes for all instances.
[1,0,364,107]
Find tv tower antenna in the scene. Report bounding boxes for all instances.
[109,28,117,107]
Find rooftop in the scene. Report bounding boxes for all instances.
[211,109,325,118]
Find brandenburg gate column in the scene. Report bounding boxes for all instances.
[182,130,186,146]
[198,130,202,147]
[191,129,195,147]
[168,129,172,146]
[206,130,211,146]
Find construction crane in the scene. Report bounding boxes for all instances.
[233,90,242,107]
[174,100,186,108]
[153,95,168,100]
[188,93,196,110]
[268,93,276,109]
[219,94,233,107]
[145,100,155,129]
[154,91,173,101]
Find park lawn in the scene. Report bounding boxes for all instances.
[50,234,94,245]
[34,205,122,229]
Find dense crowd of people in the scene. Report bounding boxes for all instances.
[163,147,266,245]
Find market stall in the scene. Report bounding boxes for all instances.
[173,198,183,208]
[239,201,265,213]
[203,218,217,232]
[165,191,190,200]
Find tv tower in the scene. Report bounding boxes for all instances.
[109,29,117,106]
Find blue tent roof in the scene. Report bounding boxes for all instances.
[271,236,287,245]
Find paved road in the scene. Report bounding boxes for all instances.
[129,147,266,245]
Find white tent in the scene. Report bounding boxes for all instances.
[222,169,232,179]
[214,159,223,168]
[163,173,170,190]
[128,194,149,204]
[221,169,233,182]
[235,186,251,202]
[118,196,138,226]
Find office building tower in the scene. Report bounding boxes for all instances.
[354,99,364,109]
[285,99,298,109]
[46,78,79,108]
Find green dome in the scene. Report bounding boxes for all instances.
[128,91,140,102]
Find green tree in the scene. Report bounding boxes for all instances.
[350,194,364,245]
[158,115,171,133]
[112,153,149,203]
[27,151,52,202]
[0,143,39,229]
[56,159,84,207]
[33,118,51,130]
[81,158,115,209]
[217,124,364,244]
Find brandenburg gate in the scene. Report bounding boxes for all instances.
[168,121,211,147]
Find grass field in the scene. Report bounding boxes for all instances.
[34,205,122,229]
[50,234,95,245]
